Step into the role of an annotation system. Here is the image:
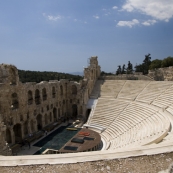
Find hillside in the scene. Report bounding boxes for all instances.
[18,69,83,83]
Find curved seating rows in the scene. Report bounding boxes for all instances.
[87,80,173,150]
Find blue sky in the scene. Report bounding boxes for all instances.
[0,0,173,73]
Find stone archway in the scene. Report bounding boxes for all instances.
[71,85,77,95]
[36,114,42,130]
[60,85,63,95]
[42,88,47,101]
[35,89,41,105]
[11,93,19,109]
[50,112,52,122]
[28,90,33,105]
[72,104,78,118]
[53,108,57,121]
[13,123,22,143]
[6,129,12,144]
[52,87,56,98]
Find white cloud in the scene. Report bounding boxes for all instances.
[117,19,139,27]
[93,15,99,19]
[43,13,62,21]
[122,0,173,22]
[142,19,157,26]
[47,15,62,21]
[112,6,118,10]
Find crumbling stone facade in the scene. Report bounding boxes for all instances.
[148,66,173,81]
[0,56,100,156]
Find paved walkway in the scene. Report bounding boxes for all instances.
[1,142,173,166]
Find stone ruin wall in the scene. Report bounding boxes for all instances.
[99,73,152,81]
[148,66,173,81]
[0,56,101,156]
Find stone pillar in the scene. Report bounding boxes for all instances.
[10,128,15,144]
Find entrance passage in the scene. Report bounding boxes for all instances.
[37,114,42,130]
[13,124,22,143]
[53,108,57,121]
[72,104,78,118]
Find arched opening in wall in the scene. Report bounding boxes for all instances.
[36,114,42,130]
[60,85,63,95]
[9,68,16,85]
[72,104,78,119]
[24,121,28,136]
[42,88,47,101]
[13,123,22,143]
[53,108,57,121]
[35,89,41,105]
[58,108,60,118]
[6,129,12,144]
[30,119,34,133]
[71,85,77,95]
[28,90,33,105]
[50,112,52,122]
[11,93,19,109]
[52,87,56,98]
[45,114,48,125]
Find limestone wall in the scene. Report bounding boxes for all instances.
[148,66,173,81]
[99,74,152,80]
[0,56,100,155]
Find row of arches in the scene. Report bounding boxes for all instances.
[11,85,78,108]
[6,104,81,144]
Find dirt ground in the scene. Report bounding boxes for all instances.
[1,152,173,173]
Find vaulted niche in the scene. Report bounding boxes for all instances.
[11,93,19,109]
[28,90,33,105]
[72,85,77,95]
[60,85,63,95]
[52,86,56,98]
[42,88,47,101]
[35,89,41,105]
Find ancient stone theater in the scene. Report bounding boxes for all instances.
[1,56,173,166]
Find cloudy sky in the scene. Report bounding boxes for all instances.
[0,0,173,73]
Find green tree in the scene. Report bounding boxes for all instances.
[149,59,162,70]
[135,64,143,73]
[143,53,151,74]
[116,65,121,75]
[135,53,151,74]
[122,64,126,74]
[161,56,173,67]
[126,61,133,74]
